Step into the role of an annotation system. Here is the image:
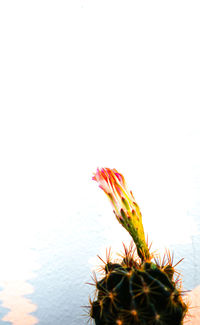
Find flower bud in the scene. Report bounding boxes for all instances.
[93,168,150,260]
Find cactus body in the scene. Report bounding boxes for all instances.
[89,246,187,325]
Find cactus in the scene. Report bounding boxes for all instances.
[89,244,187,325]
[87,168,188,325]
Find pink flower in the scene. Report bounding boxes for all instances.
[93,168,150,260]
[92,168,135,220]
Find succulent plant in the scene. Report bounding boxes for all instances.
[87,168,188,325]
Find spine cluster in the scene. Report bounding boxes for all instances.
[88,245,188,325]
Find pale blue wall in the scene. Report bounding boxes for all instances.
[0,1,200,324]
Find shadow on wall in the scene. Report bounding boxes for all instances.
[184,285,200,324]
[170,233,200,291]
[169,233,200,324]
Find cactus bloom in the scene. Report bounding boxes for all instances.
[89,168,188,325]
[93,168,150,260]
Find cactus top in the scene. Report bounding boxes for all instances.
[93,168,150,261]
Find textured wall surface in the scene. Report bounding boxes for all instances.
[0,1,200,324]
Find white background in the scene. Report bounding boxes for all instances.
[0,1,200,324]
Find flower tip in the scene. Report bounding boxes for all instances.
[92,174,97,181]
[92,167,100,181]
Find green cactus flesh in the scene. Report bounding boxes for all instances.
[89,246,188,325]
